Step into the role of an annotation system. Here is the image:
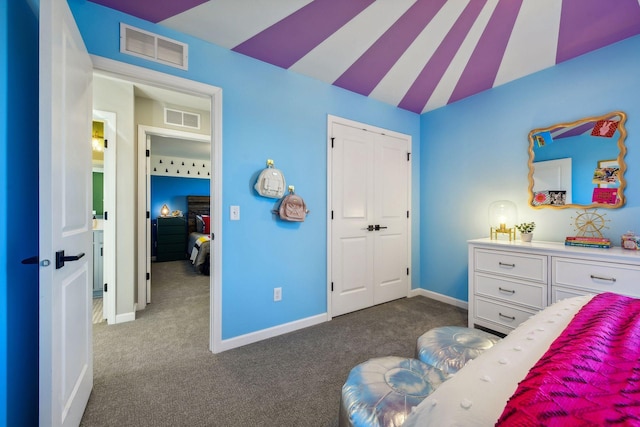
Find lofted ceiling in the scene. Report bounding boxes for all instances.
[90,0,640,114]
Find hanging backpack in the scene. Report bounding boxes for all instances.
[254,159,286,199]
[277,187,308,222]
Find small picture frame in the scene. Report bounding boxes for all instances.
[593,159,619,188]
[532,191,550,206]
[548,191,566,206]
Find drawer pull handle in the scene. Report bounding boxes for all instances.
[498,262,515,268]
[499,312,516,321]
[499,287,515,294]
[590,274,616,283]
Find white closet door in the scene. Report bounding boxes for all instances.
[372,133,409,305]
[331,122,409,317]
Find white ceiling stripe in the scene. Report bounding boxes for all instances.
[160,0,312,49]
[423,0,499,113]
[369,0,470,107]
[494,0,561,87]
[290,0,416,84]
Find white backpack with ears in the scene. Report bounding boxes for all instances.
[254,159,286,198]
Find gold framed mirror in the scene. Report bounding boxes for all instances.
[527,111,627,209]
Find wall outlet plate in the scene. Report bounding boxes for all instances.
[274,287,282,301]
[230,205,240,220]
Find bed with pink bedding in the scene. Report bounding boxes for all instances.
[404,292,640,426]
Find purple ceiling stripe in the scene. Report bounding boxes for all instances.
[398,0,487,113]
[333,0,448,96]
[448,0,523,104]
[557,0,640,63]
[88,0,209,23]
[233,0,375,69]
[553,122,594,139]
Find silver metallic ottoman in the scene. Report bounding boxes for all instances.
[339,356,447,427]
[416,326,501,376]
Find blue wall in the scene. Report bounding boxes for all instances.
[67,0,421,340]
[150,176,210,219]
[1,0,40,425]
[420,35,640,301]
[0,1,7,421]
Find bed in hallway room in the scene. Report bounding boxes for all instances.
[187,195,211,275]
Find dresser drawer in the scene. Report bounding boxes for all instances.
[553,257,640,298]
[474,249,547,283]
[474,273,546,309]
[551,285,595,303]
[474,297,538,331]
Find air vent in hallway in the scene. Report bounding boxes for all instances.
[120,23,188,70]
[164,108,201,130]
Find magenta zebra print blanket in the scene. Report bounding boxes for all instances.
[497,292,640,426]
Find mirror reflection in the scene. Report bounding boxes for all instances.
[527,111,627,209]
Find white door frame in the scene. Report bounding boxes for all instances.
[326,114,412,319]
[137,125,211,308]
[93,110,117,325]
[91,56,224,353]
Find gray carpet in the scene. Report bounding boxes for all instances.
[80,260,467,426]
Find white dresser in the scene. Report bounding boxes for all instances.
[468,238,640,335]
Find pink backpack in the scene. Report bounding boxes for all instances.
[276,188,308,222]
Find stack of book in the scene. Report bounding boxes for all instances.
[565,236,611,248]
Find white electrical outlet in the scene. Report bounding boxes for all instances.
[274,287,282,302]
[230,205,240,220]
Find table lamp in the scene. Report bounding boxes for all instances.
[489,200,517,240]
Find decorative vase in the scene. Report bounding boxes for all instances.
[520,233,533,242]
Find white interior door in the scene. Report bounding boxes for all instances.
[39,0,93,425]
[532,158,573,203]
[372,133,409,304]
[331,124,375,316]
[330,121,410,317]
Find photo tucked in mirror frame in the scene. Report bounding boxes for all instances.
[527,111,627,209]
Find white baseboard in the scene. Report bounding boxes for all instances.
[114,311,136,324]
[217,313,328,352]
[409,288,468,310]
[216,291,466,352]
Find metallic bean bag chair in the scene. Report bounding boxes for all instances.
[416,326,501,376]
[339,356,447,427]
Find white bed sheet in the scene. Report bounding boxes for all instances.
[403,295,593,427]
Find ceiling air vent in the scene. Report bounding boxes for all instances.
[120,23,188,70]
[164,108,201,130]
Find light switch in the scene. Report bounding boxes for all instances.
[230,205,240,220]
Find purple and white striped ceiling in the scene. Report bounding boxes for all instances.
[90,0,640,114]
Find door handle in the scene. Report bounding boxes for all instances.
[55,250,85,269]
[374,225,388,231]
[364,225,374,231]
[21,256,39,265]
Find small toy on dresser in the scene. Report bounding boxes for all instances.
[565,236,611,248]
[621,231,640,250]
